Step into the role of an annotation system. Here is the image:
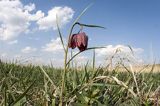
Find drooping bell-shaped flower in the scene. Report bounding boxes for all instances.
[68,34,77,49]
[76,32,88,52]
[68,32,88,52]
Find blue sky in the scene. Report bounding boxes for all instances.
[0,0,159,66]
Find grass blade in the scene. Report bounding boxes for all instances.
[77,23,106,29]
[10,81,35,106]
[72,3,93,25]
[93,50,95,70]
[56,15,66,52]
[40,66,56,89]
[112,76,137,97]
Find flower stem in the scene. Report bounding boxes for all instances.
[59,22,78,106]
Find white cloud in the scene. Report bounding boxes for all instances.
[0,0,44,41]
[29,10,44,21]
[21,46,37,53]
[24,3,35,12]
[96,45,143,57]
[8,40,18,45]
[96,45,144,64]
[37,6,74,30]
[0,53,7,57]
[0,0,74,41]
[42,37,64,53]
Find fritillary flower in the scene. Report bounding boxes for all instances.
[68,32,88,52]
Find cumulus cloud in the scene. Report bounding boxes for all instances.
[0,0,45,41]
[24,3,35,12]
[96,45,143,57]
[96,45,144,65]
[37,6,74,30]
[0,0,74,41]
[29,10,44,21]
[42,37,64,53]
[21,46,37,53]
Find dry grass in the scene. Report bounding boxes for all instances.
[0,61,159,106]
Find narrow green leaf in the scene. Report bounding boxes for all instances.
[76,92,90,104]
[127,45,134,55]
[92,66,102,79]
[84,61,90,83]
[40,66,56,88]
[77,23,106,29]
[93,50,95,70]
[56,15,66,52]
[91,83,119,87]
[10,81,35,106]
[72,3,93,25]
[73,103,87,106]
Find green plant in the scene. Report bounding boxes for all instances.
[56,4,105,106]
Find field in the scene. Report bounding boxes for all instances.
[0,60,160,106]
[0,2,160,106]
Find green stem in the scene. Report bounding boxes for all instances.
[66,47,106,66]
[59,22,78,106]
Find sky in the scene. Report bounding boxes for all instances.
[0,0,160,67]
